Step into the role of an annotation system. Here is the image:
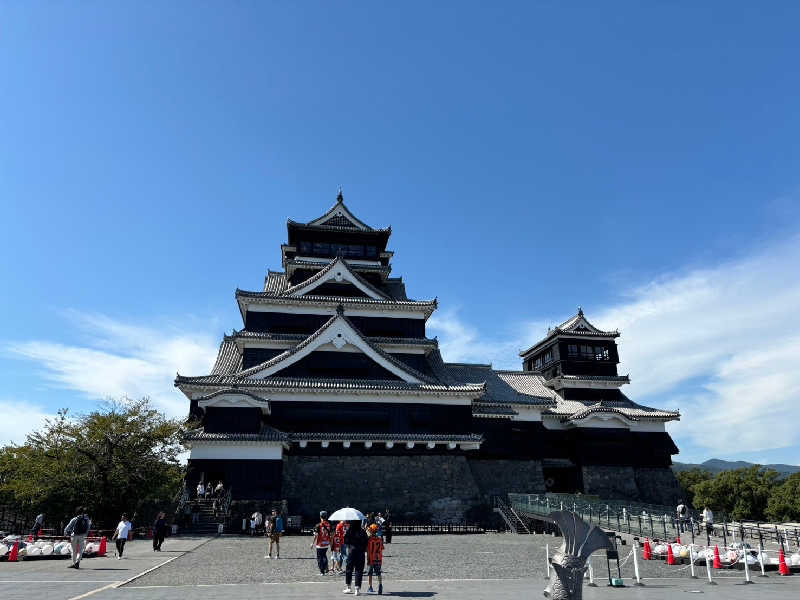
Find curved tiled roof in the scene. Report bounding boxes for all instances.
[183,424,289,443]
[230,329,438,348]
[175,374,484,395]
[304,192,378,231]
[520,308,620,357]
[443,364,556,406]
[236,289,436,314]
[264,271,289,293]
[543,393,679,423]
[210,340,242,375]
[193,388,268,405]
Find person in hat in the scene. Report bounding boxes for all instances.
[310,510,332,575]
[112,513,132,559]
[342,519,368,595]
[64,506,91,569]
[366,523,384,595]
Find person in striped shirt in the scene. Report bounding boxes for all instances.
[366,524,384,595]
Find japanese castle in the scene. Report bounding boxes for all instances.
[176,192,681,520]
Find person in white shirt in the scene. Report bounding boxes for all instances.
[197,482,205,498]
[701,506,714,535]
[112,514,132,559]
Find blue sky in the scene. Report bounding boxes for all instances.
[1,1,799,465]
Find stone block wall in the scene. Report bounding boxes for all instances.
[581,465,639,499]
[634,467,683,506]
[467,458,546,497]
[281,454,482,523]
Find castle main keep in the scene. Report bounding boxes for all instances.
[176,193,681,521]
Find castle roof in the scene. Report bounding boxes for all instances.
[280,256,391,300]
[520,307,620,357]
[542,393,679,424]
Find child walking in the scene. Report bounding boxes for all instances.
[366,524,384,595]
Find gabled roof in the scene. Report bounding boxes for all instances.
[229,329,438,351]
[193,388,271,412]
[210,340,242,375]
[306,190,376,231]
[280,257,391,300]
[520,308,620,357]
[234,311,438,384]
[284,259,392,282]
[264,271,289,293]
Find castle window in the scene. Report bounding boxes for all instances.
[365,245,377,258]
[595,346,609,360]
[534,356,543,369]
[568,344,578,357]
[313,242,331,255]
[543,350,552,365]
[299,241,312,254]
[580,345,593,358]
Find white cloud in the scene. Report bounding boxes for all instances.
[0,399,54,446]
[8,312,220,418]
[430,236,800,457]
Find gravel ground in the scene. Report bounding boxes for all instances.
[126,532,773,588]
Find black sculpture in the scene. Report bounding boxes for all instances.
[543,511,614,600]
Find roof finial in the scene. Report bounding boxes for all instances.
[336,186,343,203]
[577,306,583,316]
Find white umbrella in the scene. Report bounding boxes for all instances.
[328,507,365,521]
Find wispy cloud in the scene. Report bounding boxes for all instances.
[431,235,800,458]
[0,398,53,446]
[8,312,220,418]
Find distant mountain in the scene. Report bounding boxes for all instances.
[673,458,800,476]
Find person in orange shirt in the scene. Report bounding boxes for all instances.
[366,524,384,595]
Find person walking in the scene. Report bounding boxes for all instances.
[310,511,332,575]
[342,519,368,595]
[265,509,283,559]
[702,506,714,536]
[112,514,132,559]
[252,509,263,535]
[331,519,345,574]
[31,512,45,541]
[64,507,91,569]
[676,499,688,534]
[196,481,205,499]
[366,523,384,595]
[152,512,167,551]
[336,520,350,572]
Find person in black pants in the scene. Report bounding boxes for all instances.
[343,520,368,595]
[152,512,167,551]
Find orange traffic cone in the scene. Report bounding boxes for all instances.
[643,538,652,560]
[98,536,107,557]
[8,540,19,562]
[779,548,793,576]
[713,545,722,569]
[667,543,676,565]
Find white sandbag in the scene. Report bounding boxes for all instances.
[28,546,42,556]
[0,543,8,556]
[726,550,739,563]
[41,544,53,555]
[61,545,71,555]
[85,542,97,554]
[653,543,668,555]
[791,552,800,566]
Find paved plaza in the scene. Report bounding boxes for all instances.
[1,534,799,600]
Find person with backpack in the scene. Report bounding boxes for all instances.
[676,500,688,534]
[31,512,45,541]
[64,507,91,569]
[310,510,332,575]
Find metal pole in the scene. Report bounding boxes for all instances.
[632,542,644,586]
[705,552,716,585]
[742,543,752,584]
[662,515,667,538]
[722,520,727,549]
[545,543,550,580]
[587,556,597,587]
[689,544,697,578]
[690,517,695,544]
[758,543,767,577]
[617,511,621,532]
[649,514,654,538]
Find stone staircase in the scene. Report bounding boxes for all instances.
[180,498,223,536]
[492,495,531,534]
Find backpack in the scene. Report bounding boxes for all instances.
[73,515,89,535]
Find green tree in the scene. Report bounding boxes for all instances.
[766,473,800,522]
[692,466,780,521]
[0,397,187,528]
[675,468,713,507]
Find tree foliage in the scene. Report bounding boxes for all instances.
[0,397,187,528]
[675,468,713,507]
[766,472,800,522]
[691,466,780,521]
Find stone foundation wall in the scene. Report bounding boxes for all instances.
[467,459,545,498]
[281,454,482,523]
[634,467,683,506]
[581,465,639,499]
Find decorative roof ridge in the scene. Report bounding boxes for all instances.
[304,190,376,231]
[230,329,437,347]
[184,423,289,442]
[287,219,392,234]
[519,309,620,357]
[280,257,391,300]
[288,432,483,442]
[617,392,680,417]
[445,362,493,369]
